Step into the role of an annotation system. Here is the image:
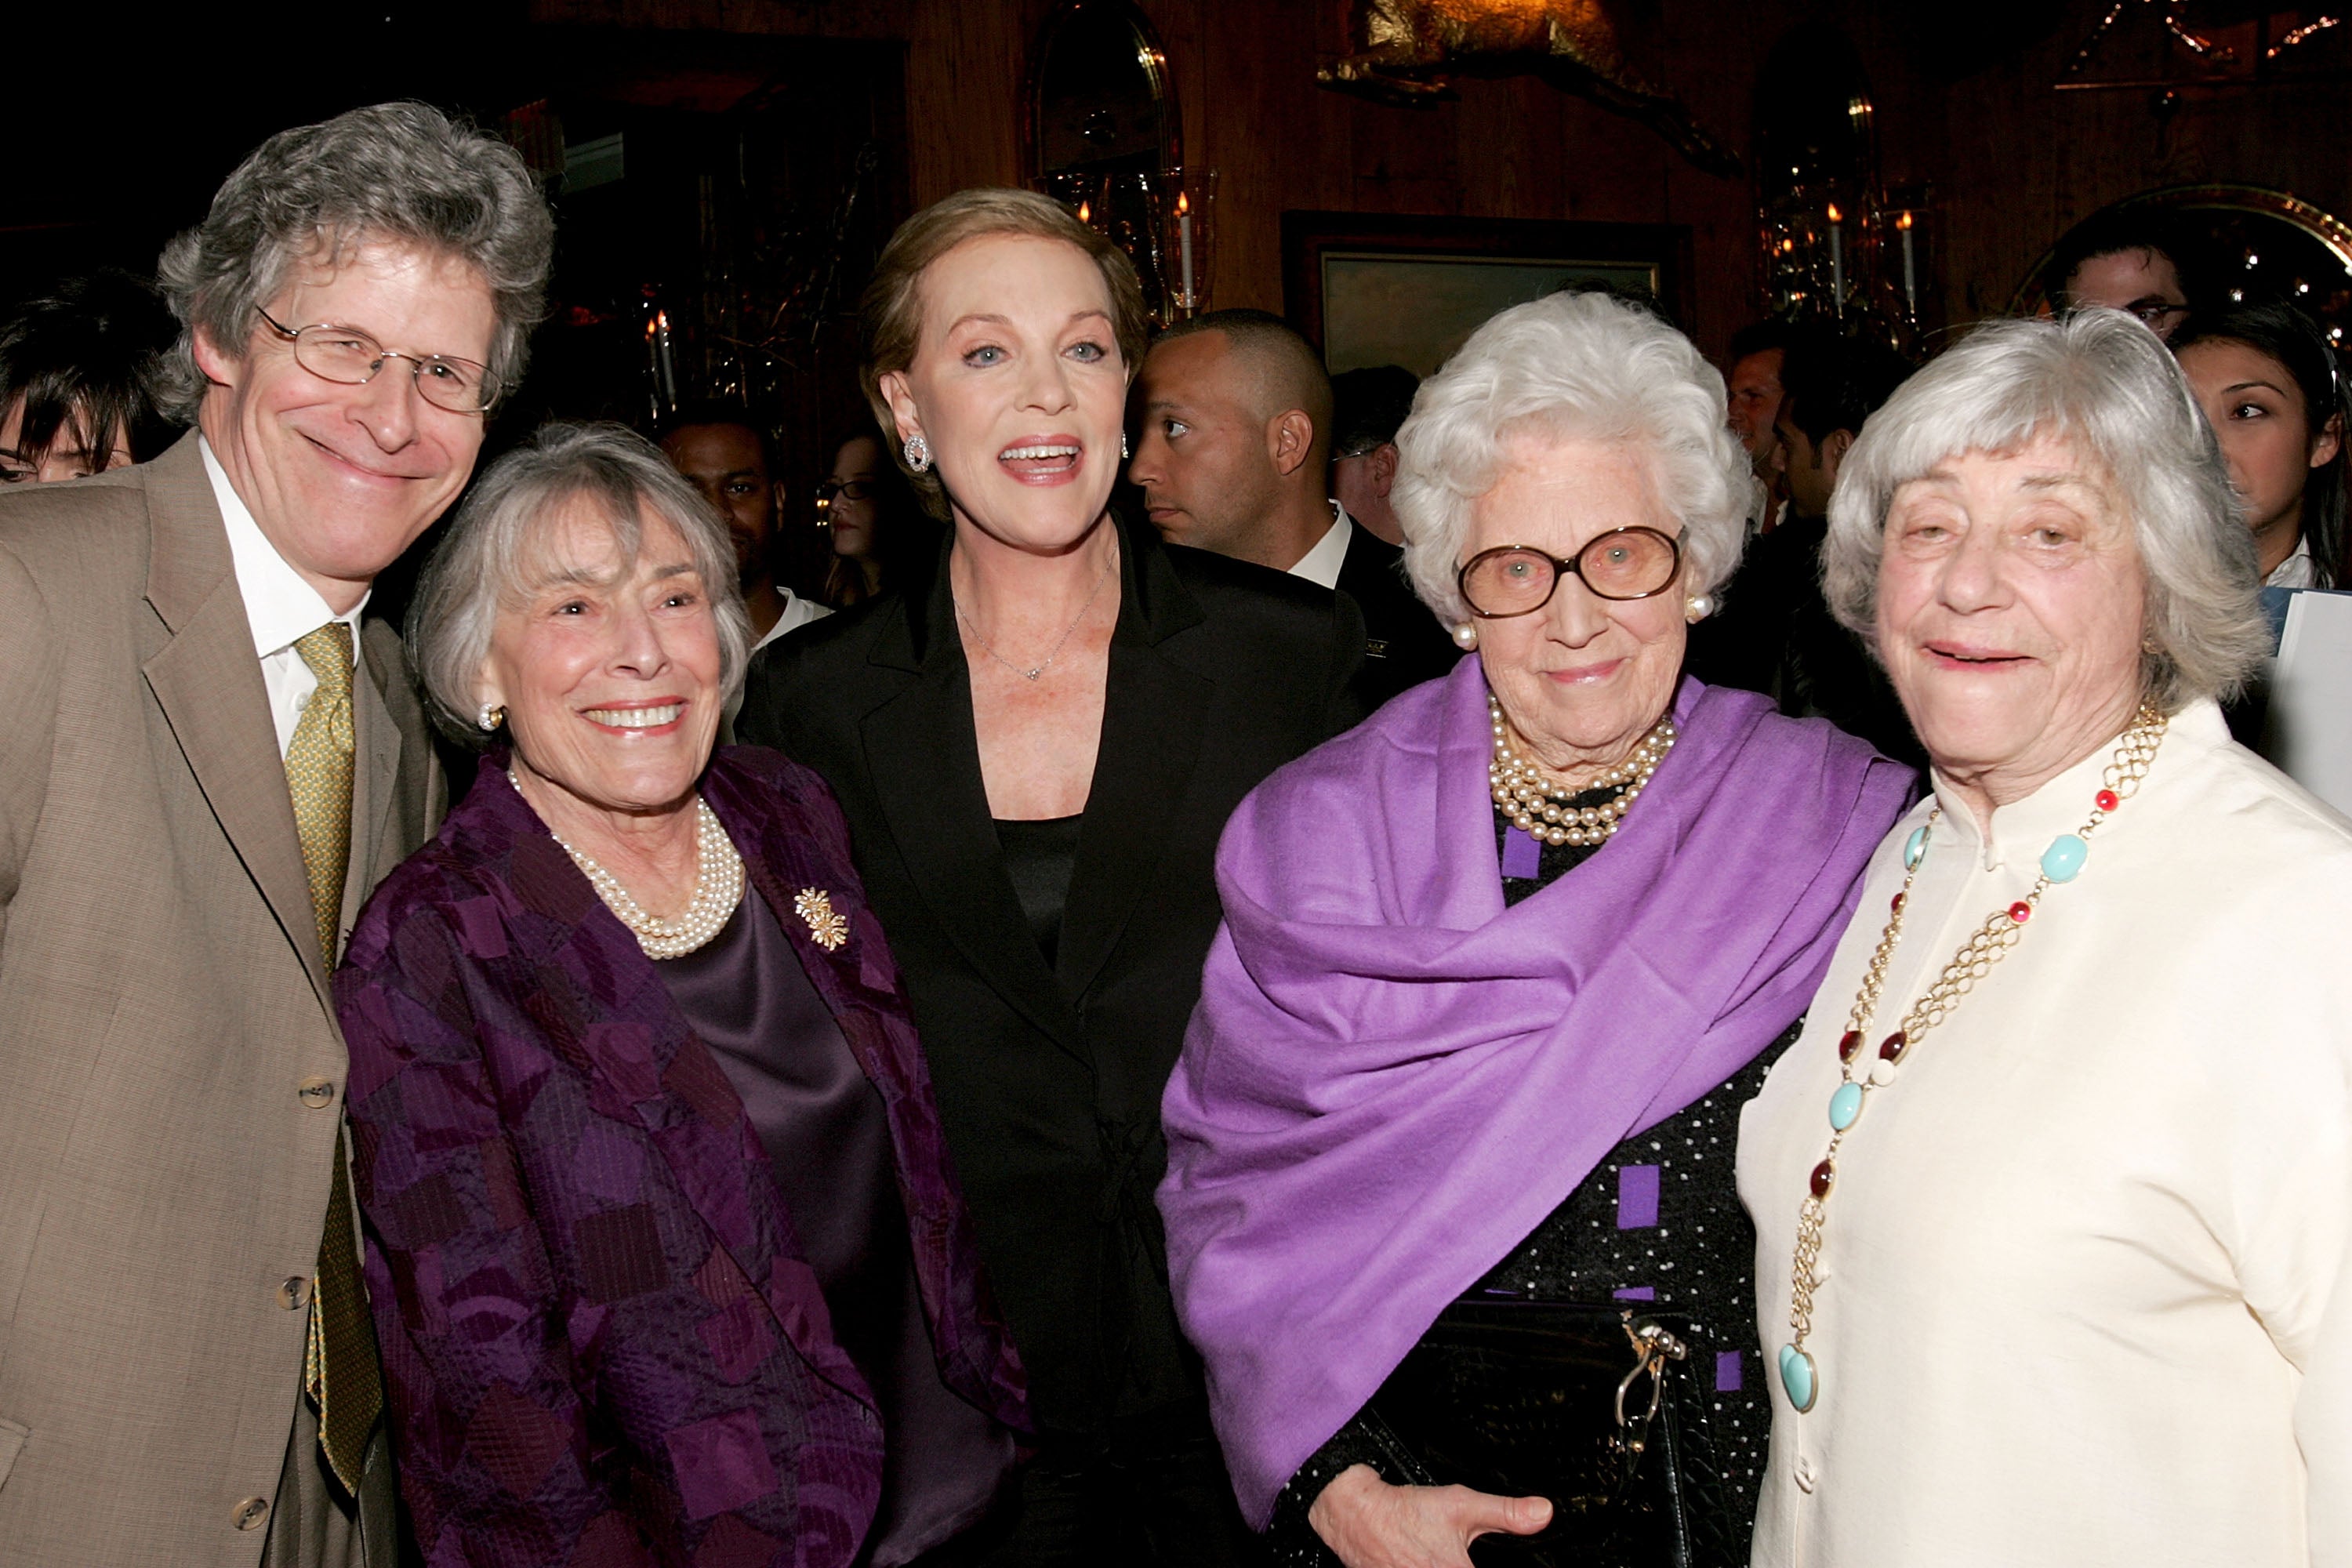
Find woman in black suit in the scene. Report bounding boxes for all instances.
[738,189,1363,1566]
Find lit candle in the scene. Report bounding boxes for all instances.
[1827,205,1846,318]
[653,310,678,411]
[1077,200,1091,225]
[1897,211,1918,319]
[1177,191,1195,311]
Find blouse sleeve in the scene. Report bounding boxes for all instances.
[339,893,655,1567]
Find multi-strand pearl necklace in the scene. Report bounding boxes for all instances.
[1488,695,1676,848]
[1775,705,2168,1416]
[510,770,746,959]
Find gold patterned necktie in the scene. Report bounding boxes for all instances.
[285,622,382,1493]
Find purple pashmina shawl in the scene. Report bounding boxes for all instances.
[1157,659,1911,1526]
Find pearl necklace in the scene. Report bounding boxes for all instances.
[1488,696,1676,847]
[510,769,746,959]
[1776,705,2167,1416]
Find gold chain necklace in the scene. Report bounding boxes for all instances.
[1777,704,2168,1414]
[1488,697,1676,848]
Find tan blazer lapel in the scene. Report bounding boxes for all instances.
[137,434,333,1002]
[341,643,403,956]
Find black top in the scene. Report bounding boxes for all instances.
[658,891,1014,1566]
[1334,520,1463,710]
[737,513,1366,1444]
[1265,805,1793,1563]
[994,815,1083,969]
[1686,513,1926,770]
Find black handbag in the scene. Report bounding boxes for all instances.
[1356,1295,1737,1568]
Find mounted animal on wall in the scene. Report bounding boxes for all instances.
[1320,0,1742,178]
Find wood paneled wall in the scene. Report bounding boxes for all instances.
[528,0,2352,361]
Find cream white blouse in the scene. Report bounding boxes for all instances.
[1738,700,2352,1567]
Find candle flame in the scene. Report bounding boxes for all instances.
[1177,191,1189,216]
[1827,204,1843,223]
[1897,210,1914,230]
[1077,201,1091,223]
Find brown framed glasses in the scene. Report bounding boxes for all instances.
[255,306,496,413]
[1457,527,1682,619]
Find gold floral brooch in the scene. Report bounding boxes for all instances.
[793,887,848,951]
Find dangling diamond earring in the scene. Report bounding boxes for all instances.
[477,702,506,732]
[904,434,931,474]
[1453,622,1479,649]
[1121,432,1131,459]
[1685,593,1715,623]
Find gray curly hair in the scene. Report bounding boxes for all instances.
[1823,309,2270,710]
[1394,289,1754,626]
[154,101,553,421]
[406,422,753,747]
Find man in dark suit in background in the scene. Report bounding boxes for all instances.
[1130,309,1459,707]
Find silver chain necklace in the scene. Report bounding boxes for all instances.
[955,545,1116,681]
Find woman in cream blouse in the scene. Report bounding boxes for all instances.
[1737,308,2352,1566]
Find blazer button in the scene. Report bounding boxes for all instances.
[232,1496,270,1530]
[278,1276,311,1310]
[298,1077,336,1109]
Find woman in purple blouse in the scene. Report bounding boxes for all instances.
[336,423,1026,1566]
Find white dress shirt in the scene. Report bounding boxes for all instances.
[751,589,830,652]
[201,437,365,760]
[2269,535,2318,590]
[1737,701,2352,1566]
[1287,502,1353,590]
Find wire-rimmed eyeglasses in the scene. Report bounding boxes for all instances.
[1456,528,1682,619]
[255,307,496,414]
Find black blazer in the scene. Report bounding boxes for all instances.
[1334,517,1463,709]
[737,514,1364,1439]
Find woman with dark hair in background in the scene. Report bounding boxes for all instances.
[2174,300,2349,588]
[0,269,178,481]
[822,429,935,607]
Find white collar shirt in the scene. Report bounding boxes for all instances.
[2267,535,2318,590]
[1287,502,1353,590]
[201,435,368,760]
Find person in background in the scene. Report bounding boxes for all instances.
[1159,290,1909,1567]
[1726,318,1792,528]
[739,189,1364,1566]
[821,430,934,609]
[1690,328,1922,767]
[0,102,550,1566]
[342,423,1025,1566]
[2040,208,2209,340]
[0,268,178,481]
[1329,364,1418,546]
[2173,301,2347,588]
[1131,309,1457,706]
[659,398,829,648]
[1740,310,2352,1568]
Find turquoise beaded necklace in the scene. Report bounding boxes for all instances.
[1777,705,2169,1414]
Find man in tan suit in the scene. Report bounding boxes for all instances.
[0,103,550,1566]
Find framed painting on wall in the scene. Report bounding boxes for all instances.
[1282,212,1693,376]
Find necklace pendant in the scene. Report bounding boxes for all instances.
[1778,1344,1819,1411]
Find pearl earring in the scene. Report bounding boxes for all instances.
[1685,593,1715,623]
[1453,622,1479,649]
[904,434,931,474]
[477,702,505,732]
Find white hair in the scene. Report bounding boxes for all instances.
[407,422,752,745]
[1824,309,2269,710]
[1395,290,1752,623]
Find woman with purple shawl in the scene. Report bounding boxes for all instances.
[1158,293,1913,1567]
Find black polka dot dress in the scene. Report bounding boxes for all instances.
[1262,802,1794,1563]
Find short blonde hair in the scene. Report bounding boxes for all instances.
[858,187,1149,517]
